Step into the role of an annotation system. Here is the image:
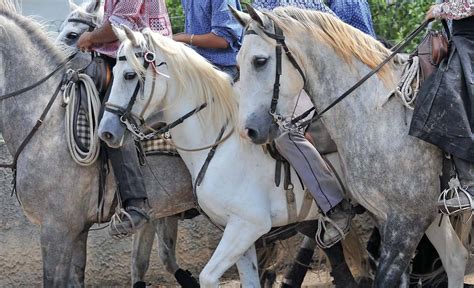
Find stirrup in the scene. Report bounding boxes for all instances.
[438,177,474,218]
[315,214,349,249]
[109,206,150,239]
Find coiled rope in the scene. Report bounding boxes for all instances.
[386,56,421,110]
[62,72,101,166]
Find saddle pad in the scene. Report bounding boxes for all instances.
[76,109,178,156]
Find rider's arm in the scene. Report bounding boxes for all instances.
[173,33,229,49]
[427,0,474,20]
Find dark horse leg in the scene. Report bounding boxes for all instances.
[282,223,357,288]
[41,223,82,287]
[68,228,90,287]
[375,214,428,288]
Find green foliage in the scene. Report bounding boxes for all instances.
[166,0,185,34]
[369,0,440,52]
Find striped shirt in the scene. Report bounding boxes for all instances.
[95,0,172,58]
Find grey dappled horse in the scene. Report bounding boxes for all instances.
[231,6,468,288]
[0,2,198,286]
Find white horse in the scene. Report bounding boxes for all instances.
[96,25,347,287]
[229,5,469,288]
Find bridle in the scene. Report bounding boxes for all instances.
[245,17,433,130]
[245,20,307,125]
[67,17,97,32]
[103,51,167,129]
[104,49,235,152]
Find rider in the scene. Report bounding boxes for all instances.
[251,0,377,247]
[410,0,474,215]
[173,0,242,80]
[77,0,172,237]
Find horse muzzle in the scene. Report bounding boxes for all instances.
[98,111,127,148]
[242,112,279,145]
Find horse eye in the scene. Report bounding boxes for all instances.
[124,72,137,80]
[253,57,268,68]
[66,32,79,40]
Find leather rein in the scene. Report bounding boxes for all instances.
[0,53,76,194]
[246,18,433,129]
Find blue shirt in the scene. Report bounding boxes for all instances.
[253,0,335,15]
[327,0,376,37]
[252,0,376,37]
[181,0,243,67]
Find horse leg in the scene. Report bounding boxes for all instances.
[236,244,260,287]
[282,236,316,287]
[375,215,428,288]
[425,214,467,288]
[199,218,270,288]
[154,215,199,287]
[68,229,90,287]
[41,224,78,287]
[131,220,156,288]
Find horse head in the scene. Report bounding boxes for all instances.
[230,4,306,145]
[57,0,103,47]
[98,25,170,148]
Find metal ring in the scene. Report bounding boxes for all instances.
[144,51,156,63]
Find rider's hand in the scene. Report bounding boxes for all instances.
[425,4,440,21]
[77,32,94,52]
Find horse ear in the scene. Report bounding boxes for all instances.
[244,3,264,27]
[112,25,127,43]
[121,24,139,46]
[85,0,101,14]
[228,4,251,27]
[68,0,80,12]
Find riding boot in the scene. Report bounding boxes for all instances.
[438,156,474,215]
[107,132,150,237]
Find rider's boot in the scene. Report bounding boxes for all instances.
[316,199,354,248]
[109,198,150,238]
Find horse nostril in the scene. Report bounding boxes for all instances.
[246,128,259,141]
[103,132,114,141]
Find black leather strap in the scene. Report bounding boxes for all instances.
[67,18,96,32]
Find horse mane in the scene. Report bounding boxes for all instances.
[0,0,69,65]
[123,30,238,129]
[265,6,394,83]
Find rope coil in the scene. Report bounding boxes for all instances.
[62,71,101,166]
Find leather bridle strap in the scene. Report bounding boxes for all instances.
[0,53,76,101]
[294,19,433,128]
[68,18,96,32]
[245,23,306,117]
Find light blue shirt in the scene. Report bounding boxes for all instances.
[181,0,243,67]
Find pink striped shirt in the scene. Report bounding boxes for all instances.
[94,0,172,58]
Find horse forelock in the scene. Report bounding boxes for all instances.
[263,7,395,85]
[0,7,70,66]
[123,30,238,129]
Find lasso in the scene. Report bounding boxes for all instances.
[62,71,101,166]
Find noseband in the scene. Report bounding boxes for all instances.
[245,20,307,123]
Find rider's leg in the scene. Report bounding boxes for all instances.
[439,155,474,214]
[107,132,149,236]
[274,131,353,247]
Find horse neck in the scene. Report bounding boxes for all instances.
[303,40,401,142]
[162,84,231,178]
[0,19,65,153]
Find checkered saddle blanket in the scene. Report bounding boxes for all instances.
[77,109,178,156]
